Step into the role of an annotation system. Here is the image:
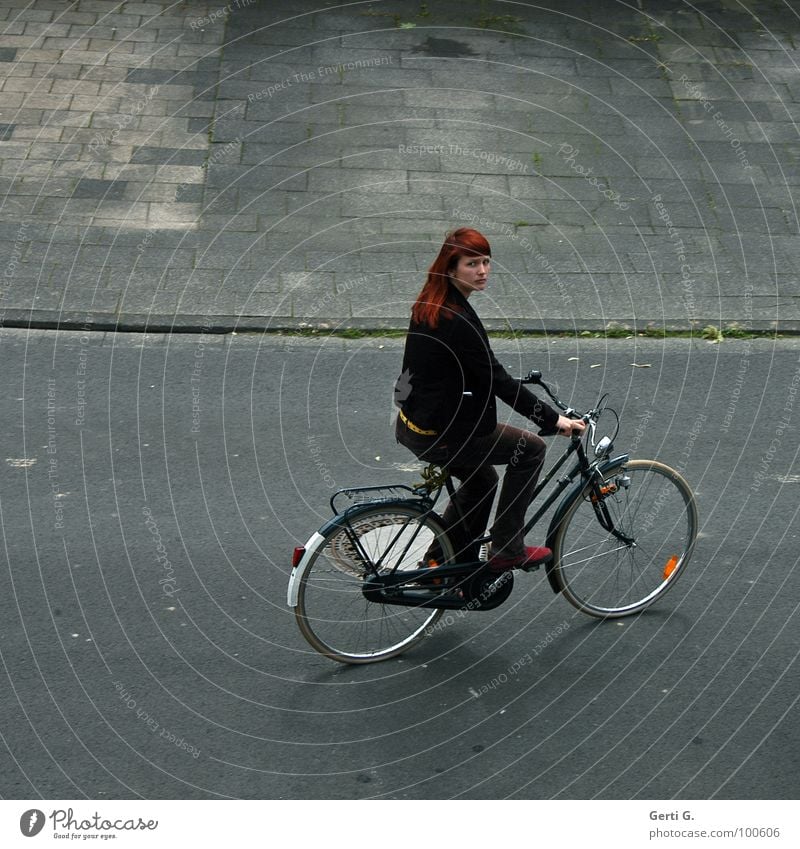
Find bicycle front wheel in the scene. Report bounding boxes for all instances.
[295,504,455,663]
[551,459,697,617]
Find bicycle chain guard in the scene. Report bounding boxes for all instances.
[362,562,514,611]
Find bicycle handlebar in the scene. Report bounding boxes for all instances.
[521,369,615,446]
[521,370,583,420]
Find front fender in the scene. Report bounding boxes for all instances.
[544,453,629,594]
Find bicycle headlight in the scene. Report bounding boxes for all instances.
[595,436,612,458]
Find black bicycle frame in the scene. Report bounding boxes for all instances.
[443,433,599,547]
[335,431,621,580]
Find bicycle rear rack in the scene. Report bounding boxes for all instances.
[329,464,449,515]
[330,484,422,515]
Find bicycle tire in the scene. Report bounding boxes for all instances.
[551,459,697,618]
[295,503,455,663]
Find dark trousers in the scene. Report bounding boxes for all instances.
[396,417,547,560]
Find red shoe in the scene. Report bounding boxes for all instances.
[488,545,552,572]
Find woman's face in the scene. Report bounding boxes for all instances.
[450,254,491,299]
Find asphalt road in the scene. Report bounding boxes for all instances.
[0,328,798,800]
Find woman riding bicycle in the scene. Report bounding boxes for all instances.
[394,227,585,572]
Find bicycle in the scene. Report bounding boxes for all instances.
[287,371,698,664]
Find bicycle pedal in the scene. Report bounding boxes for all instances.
[426,558,443,585]
[413,559,444,586]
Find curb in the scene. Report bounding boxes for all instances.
[0,310,796,336]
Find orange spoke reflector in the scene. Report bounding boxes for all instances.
[663,555,679,580]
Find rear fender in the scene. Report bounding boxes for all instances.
[287,531,326,608]
[286,500,435,607]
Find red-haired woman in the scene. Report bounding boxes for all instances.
[395,227,585,571]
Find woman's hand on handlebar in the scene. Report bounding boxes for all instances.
[556,415,587,437]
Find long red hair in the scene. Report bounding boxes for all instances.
[411,227,492,328]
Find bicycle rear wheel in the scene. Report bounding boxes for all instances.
[295,504,455,663]
[551,459,697,617]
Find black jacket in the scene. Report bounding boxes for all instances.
[396,285,559,445]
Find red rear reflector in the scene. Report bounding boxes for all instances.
[292,546,306,568]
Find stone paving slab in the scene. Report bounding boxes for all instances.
[0,0,798,334]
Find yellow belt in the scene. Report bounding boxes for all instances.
[399,409,437,436]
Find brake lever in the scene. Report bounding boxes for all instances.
[587,417,598,449]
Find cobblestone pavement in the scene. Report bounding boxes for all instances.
[0,0,798,333]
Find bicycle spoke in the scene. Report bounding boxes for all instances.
[295,505,453,663]
[559,541,632,569]
[553,461,697,617]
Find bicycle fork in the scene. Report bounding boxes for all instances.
[588,470,635,547]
